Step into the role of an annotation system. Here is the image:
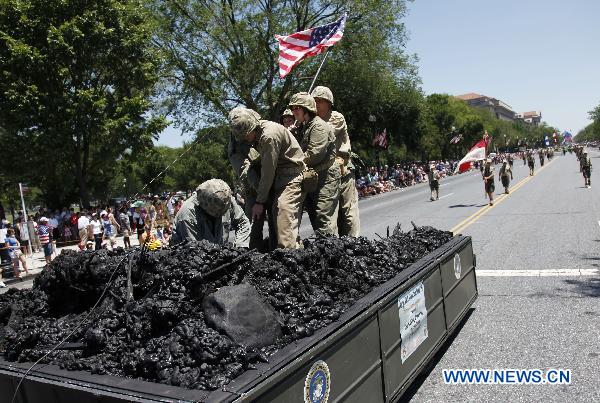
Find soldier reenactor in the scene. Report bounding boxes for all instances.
[582,151,592,188]
[229,108,307,248]
[281,108,295,130]
[539,149,545,166]
[228,107,275,250]
[579,148,586,173]
[527,151,535,176]
[289,92,340,236]
[483,158,495,206]
[171,179,250,247]
[499,159,513,194]
[508,154,514,168]
[311,86,360,237]
[427,164,441,201]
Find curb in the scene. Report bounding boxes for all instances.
[4,271,43,286]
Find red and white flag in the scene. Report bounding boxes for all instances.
[454,138,488,173]
[275,14,347,78]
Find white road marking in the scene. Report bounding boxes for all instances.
[438,193,454,199]
[476,269,598,277]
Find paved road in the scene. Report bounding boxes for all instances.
[342,151,598,402]
[305,151,598,401]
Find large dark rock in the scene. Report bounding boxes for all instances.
[203,283,282,348]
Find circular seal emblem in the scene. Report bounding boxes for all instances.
[453,253,462,280]
[304,360,331,403]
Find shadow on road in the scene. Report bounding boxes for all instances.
[563,277,600,298]
[448,204,476,208]
[402,307,476,400]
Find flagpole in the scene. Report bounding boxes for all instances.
[18,183,34,266]
[307,49,331,93]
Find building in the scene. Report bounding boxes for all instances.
[515,111,542,126]
[456,93,516,122]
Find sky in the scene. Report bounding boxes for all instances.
[402,0,600,134]
[155,0,600,147]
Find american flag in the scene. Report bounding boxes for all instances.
[275,14,347,78]
[372,128,389,149]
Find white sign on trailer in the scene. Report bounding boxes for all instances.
[398,281,428,363]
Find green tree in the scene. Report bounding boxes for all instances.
[576,103,600,142]
[118,128,234,198]
[0,0,167,208]
[152,0,418,132]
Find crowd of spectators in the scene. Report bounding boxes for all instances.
[0,192,192,286]
[356,161,459,198]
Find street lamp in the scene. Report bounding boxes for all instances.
[368,115,379,169]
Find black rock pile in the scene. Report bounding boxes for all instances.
[0,225,452,391]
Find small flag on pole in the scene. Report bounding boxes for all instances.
[275,14,347,78]
[372,128,389,149]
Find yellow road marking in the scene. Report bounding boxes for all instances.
[451,158,556,234]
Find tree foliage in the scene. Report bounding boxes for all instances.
[575,103,600,142]
[107,129,234,198]
[152,0,415,127]
[0,0,167,207]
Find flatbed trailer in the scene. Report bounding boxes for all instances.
[1,235,477,402]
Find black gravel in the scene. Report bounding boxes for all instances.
[0,224,452,391]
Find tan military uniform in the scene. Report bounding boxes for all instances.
[228,119,274,250]
[323,110,360,237]
[252,120,306,248]
[239,148,277,250]
[298,116,340,236]
[499,163,512,192]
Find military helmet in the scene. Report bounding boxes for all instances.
[311,86,334,104]
[281,108,293,118]
[229,108,260,142]
[196,179,232,217]
[289,92,317,114]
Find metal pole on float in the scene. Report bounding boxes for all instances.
[18,183,34,268]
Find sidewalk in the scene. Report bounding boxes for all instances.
[2,236,142,288]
